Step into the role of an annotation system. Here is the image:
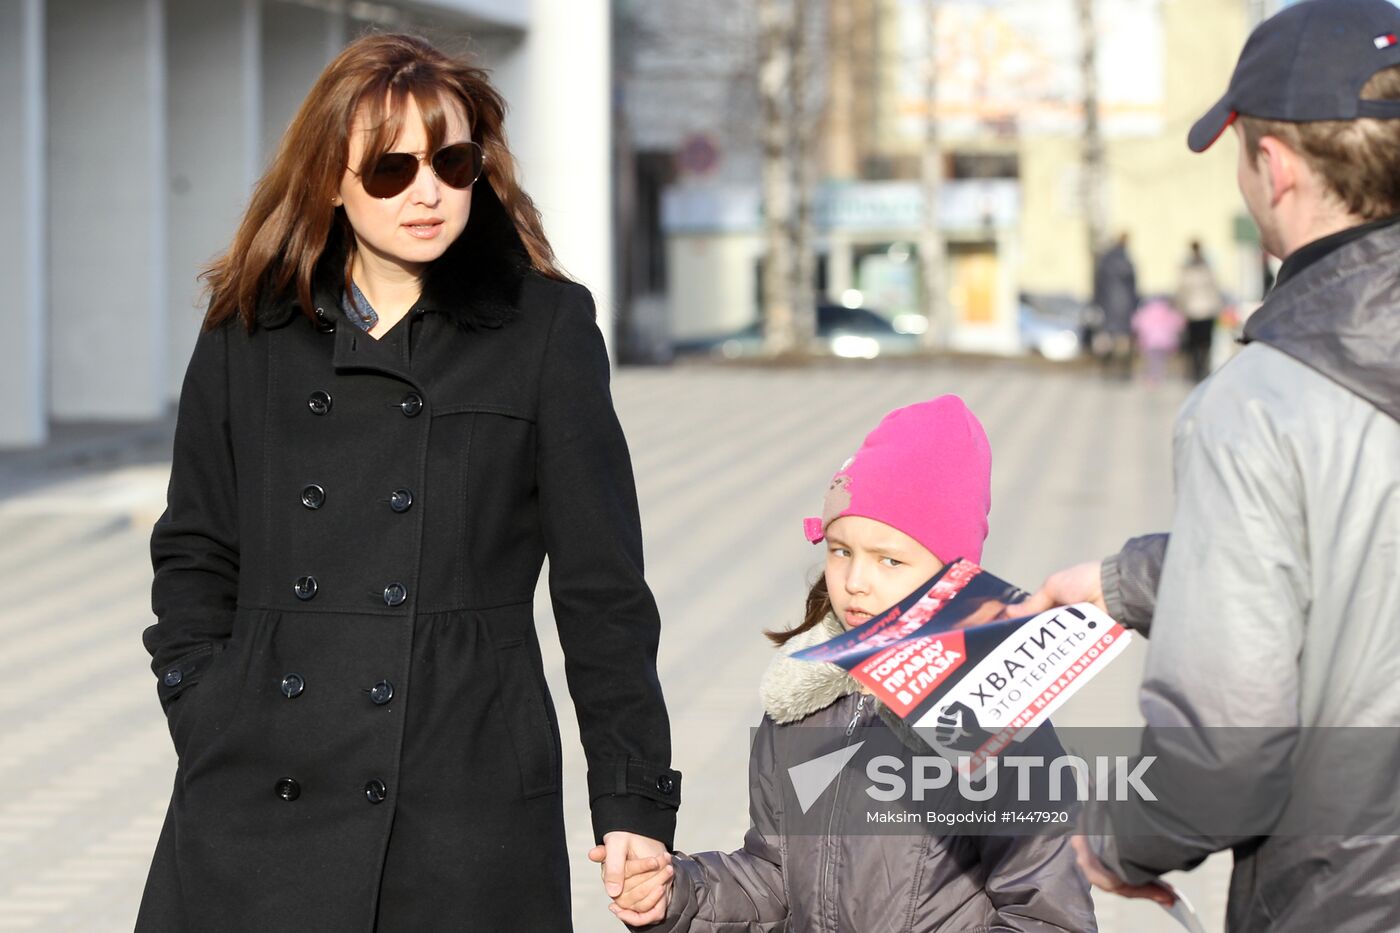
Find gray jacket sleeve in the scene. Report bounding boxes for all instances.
[642,717,789,932]
[978,834,1098,932]
[1088,382,1306,883]
[1100,533,1167,636]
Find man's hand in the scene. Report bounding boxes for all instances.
[1018,561,1107,617]
[588,832,673,926]
[1069,835,1176,907]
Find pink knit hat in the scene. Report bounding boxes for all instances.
[803,395,992,564]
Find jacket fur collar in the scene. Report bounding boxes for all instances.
[258,179,532,333]
[761,615,863,724]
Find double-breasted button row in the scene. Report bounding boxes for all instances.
[310,389,427,418]
[300,484,412,513]
[274,777,389,805]
[291,576,408,605]
[279,673,393,706]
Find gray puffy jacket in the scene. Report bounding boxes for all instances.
[1091,220,1400,932]
[646,616,1097,933]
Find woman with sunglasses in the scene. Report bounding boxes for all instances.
[137,32,680,932]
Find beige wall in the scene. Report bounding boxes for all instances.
[666,234,764,341]
[1019,0,1248,299]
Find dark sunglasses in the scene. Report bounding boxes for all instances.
[357,141,485,199]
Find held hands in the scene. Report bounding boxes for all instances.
[1017,560,1107,617]
[587,831,674,926]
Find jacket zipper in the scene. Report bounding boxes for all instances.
[845,694,866,736]
[822,694,868,932]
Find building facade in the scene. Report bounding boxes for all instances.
[621,0,1258,354]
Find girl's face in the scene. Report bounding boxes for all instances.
[338,93,474,279]
[824,516,944,630]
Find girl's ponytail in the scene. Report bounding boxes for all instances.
[765,576,833,647]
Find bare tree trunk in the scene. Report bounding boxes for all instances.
[790,0,822,351]
[760,0,796,355]
[1077,0,1108,264]
[919,0,948,350]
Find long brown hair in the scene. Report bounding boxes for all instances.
[765,576,834,647]
[202,33,565,331]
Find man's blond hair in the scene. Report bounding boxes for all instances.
[1239,65,1400,221]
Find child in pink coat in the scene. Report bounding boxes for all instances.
[1132,298,1186,385]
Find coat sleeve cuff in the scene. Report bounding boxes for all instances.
[589,756,682,847]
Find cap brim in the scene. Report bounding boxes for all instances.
[1187,98,1238,153]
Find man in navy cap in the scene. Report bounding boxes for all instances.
[1023,1,1400,930]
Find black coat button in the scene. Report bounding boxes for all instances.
[301,484,326,510]
[276,777,301,801]
[383,583,407,607]
[364,780,387,804]
[163,669,183,687]
[399,393,423,417]
[388,488,413,513]
[313,307,336,333]
[308,391,332,416]
[294,575,318,601]
[369,680,394,705]
[280,673,305,698]
[656,774,675,796]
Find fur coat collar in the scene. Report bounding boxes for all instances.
[760,615,863,724]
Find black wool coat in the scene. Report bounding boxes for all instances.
[137,187,681,933]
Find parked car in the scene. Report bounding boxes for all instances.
[1017,292,1092,361]
[674,303,921,360]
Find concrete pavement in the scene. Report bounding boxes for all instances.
[0,360,1228,931]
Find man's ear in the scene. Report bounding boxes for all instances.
[1257,135,1298,208]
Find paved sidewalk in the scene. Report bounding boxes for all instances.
[0,360,1228,931]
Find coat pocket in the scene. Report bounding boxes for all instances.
[164,642,231,761]
[492,635,562,799]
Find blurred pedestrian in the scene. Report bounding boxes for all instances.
[138,33,680,932]
[1131,296,1185,386]
[1092,233,1139,380]
[1021,2,1400,930]
[597,397,1095,931]
[1173,240,1227,382]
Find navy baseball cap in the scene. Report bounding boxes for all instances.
[1189,0,1400,152]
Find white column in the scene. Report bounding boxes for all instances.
[47,0,168,420]
[261,0,341,165]
[503,0,614,354]
[166,0,261,396]
[0,0,47,446]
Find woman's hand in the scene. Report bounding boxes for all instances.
[588,832,674,926]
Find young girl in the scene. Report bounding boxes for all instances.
[602,396,1095,931]
[139,33,678,932]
